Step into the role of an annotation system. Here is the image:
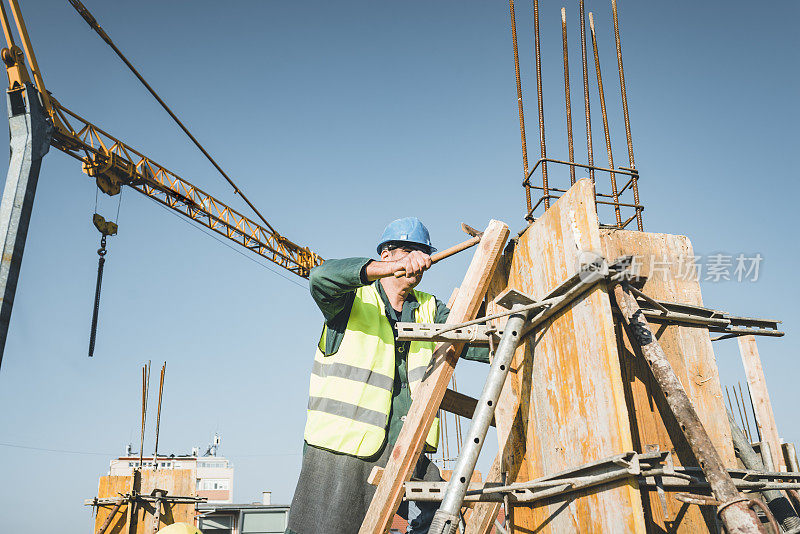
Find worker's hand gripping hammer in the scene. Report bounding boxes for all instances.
[393,223,483,278]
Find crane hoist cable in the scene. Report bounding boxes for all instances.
[66,0,279,236]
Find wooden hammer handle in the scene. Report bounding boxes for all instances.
[393,235,482,278]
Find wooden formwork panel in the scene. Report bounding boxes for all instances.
[483,179,645,533]
[601,229,735,532]
[94,475,135,534]
[94,469,197,534]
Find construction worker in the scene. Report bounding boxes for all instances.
[286,217,489,534]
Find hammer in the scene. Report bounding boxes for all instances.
[393,223,483,278]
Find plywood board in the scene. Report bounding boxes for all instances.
[94,475,135,534]
[94,469,197,534]
[482,179,645,533]
[601,228,735,531]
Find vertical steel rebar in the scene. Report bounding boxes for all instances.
[152,362,165,470]
[725,385,735,418]
[139,365,146,468]
[589,12,622,227]
[508,0,532,218]
[579,0,594,182]
[746,383,762,442]
[532,0,549,210]
[139,361,150,468]
[561,7,576,185]
[737,382,753,444]
[733,381,749,442]
[452,375,463,454]
[611,0,643,230]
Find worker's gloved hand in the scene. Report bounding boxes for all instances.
[395,250,432,278]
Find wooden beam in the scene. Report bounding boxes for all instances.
[358,219,509,534]
[738,335,786,471]
[441,388,495,427]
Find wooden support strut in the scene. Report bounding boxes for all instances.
[96,497,126,534]
[358,219,509,534]
[612,281,764,534]
[738,335,786,472]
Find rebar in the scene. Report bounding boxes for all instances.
[532,0,549,210]
[737,382,753,445]
[733,382,749,442]
[139,361,150,468]
[579,0,594,182]
[152,362,165,470]
[746,383,762,442]
[561,8,576,185]
[508,0,531,217]
[611,0,642,230]
[588,12,622,227]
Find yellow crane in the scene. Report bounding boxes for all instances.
[1,1,321,277]
[0,0,321,362]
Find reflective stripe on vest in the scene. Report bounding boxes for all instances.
[304,284,440,458]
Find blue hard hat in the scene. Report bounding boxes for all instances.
[377,217,436,255]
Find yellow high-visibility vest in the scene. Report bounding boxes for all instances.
[304,283,440,458]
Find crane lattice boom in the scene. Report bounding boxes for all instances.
[48,100,322,278]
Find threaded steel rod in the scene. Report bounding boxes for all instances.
[589,12,622,227]
[579,0,594,182]
[561,7,576,185]
[509,0,532,218]
[611,0,643,230]
[533,0,549,210]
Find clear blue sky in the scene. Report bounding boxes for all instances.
[0,1,797,532]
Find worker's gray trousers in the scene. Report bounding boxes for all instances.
[285,441,441,534]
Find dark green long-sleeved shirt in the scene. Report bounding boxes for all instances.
[308,257,489,447]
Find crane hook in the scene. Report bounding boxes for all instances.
[88,214,117,357]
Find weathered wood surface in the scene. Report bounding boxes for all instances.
[474,179,645,533]
[359,220,509,534]
[94,475,134,534]
[601,229,736,531]
[441,388,495,427]
[738,335,785,471]
[94,469,196,534]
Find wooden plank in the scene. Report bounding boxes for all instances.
[136,469,197,529]
[601,229,736,531]
[94,475,134,534]
[738,335,785,471]
[481,179,645,533]
[441,388,495,427]
[93,469,197,534]
[358,219,509,534]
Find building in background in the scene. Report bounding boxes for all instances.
[108,434,234,503]
[197,492,289,534]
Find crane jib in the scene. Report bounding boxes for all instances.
[48,100,322,278]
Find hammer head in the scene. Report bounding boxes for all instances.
[461,223,483,238]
